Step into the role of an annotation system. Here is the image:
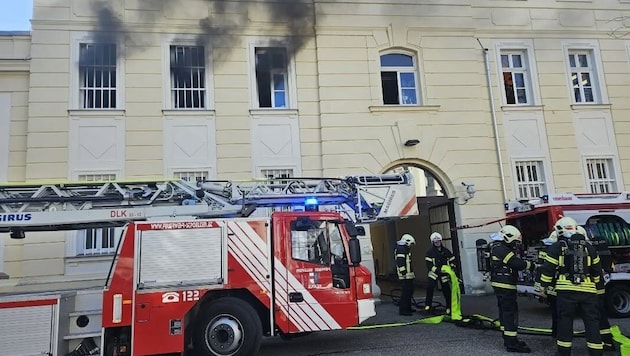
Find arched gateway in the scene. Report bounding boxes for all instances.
[365,160,463,300]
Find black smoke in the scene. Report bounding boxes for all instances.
[90,1,132,56]
[202,0,314,51]
[90,0,316,61]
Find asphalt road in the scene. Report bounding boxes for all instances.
[258,291,630,356]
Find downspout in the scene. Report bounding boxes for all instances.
[477,38,508,203]
[312,0,325,176]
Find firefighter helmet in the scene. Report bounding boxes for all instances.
[499,225,522,244]
[555,216,578,237]
[400,233,416,246]
[542,231,558,245]
[430,232,443,243]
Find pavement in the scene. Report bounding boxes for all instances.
[258,284,630,356]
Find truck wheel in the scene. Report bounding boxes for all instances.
[606,284,630,318]
[193,297,262,356]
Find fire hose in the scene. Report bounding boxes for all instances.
[348,266,630,354]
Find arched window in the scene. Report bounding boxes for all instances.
[380,52,419,105]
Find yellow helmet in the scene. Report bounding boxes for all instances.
[555,216,578,237]
[499,225,522,244]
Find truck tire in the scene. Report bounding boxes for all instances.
[193,297,263,356]
[606,284,630,318]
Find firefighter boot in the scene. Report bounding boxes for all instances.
[504,340,528,348]
[506,340,531,353]
[602,335,614,351]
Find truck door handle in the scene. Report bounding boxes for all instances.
[289,292,303,303]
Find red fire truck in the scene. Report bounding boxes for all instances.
[498,192,630,318]
[0,173,418,356]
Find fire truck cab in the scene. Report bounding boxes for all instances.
[503,192,630,318]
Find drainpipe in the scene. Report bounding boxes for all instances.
[477,38,508,203]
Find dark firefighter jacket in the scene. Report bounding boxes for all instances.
[538,234,602,294]
[589,236,612,295]
[536,246,558,296]
[395,244,414,280]
[490,241,534,290]
[425,246,455,280]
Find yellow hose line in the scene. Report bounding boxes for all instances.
[347,315,444,330]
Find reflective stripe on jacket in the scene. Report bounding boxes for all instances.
[425,245,455,280]
[490,241,532,290]
[395,244,414,280]
[538,234,602,294]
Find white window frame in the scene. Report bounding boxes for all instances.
[562,40,608,105]
[379,50,422,106]
[247,38,298,110]
[69,32,125,111]
[66,171,123,257]
[582,156,620,194]
[512,159,548,200]
[170,169,213,183]
[494,40,541,106]
[161,35,214,111]
[259,167,295,180]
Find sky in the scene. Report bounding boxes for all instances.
[0,0,33,31]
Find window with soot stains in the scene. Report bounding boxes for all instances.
[79,43,117,109]
[255,47,288,108]
[170,45,206,109]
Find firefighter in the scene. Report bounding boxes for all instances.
[490,224,536,353]
[395,233,416,316]
[537,217,603,356]
[537,230,559,337]
[579,225,614,351]
[424,232,456,314]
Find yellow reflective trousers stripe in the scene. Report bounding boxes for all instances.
[491,282,516,290]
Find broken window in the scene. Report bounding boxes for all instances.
[170,45,206,109]
[380,53,419,105]
[79,43,117,109]
[255,47,288,108]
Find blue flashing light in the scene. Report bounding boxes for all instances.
[304,197,319,212]
[305,197,319,206]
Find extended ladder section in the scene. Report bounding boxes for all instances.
[0,172,419,233]
[505,191,630,213]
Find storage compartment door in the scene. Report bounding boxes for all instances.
[0,303,56,356]
[138,226,225,288]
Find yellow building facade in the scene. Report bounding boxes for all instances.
[1,0,630,297]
